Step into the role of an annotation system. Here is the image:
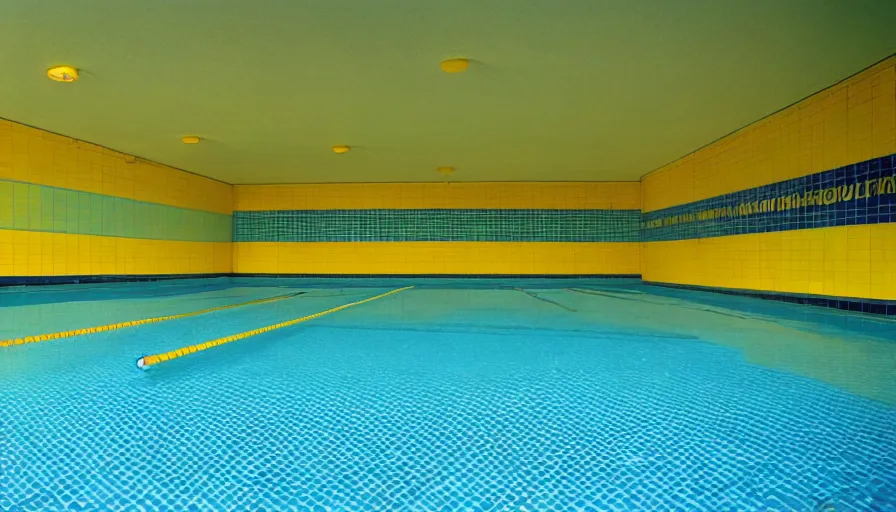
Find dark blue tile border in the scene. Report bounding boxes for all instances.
[0,273,231,287]
[642,153,896,241]
[644,281,896,316]
[0,273,641,288]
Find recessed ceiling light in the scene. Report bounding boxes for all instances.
[47,65,79,83]
[440,59,469,73]
[332,145,351,154]
[181,136,201,144]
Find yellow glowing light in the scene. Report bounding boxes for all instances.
[440,59,470,73]
[437,166,455,176]
[332,145,351,154]
[47,65,79,83]
[181,136,201,144]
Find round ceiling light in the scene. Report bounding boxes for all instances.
[332,145,351,154]
[181,136,201,144]
[439,59,469,73]
[47,65,79,83]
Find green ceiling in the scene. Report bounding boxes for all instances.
[1,0,894,184]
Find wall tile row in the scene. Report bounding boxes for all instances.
[234,209,641,243]
[0,179,232,243]
[642,153,895,241]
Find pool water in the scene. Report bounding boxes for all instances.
[1,278,895,511]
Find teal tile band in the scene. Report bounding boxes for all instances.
[233,209,641,242]
[0,180,232,242]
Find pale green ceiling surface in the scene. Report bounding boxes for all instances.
[1,0,894,184]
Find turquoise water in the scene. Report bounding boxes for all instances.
[1,278,895,511]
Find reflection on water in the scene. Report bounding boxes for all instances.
[325,286,896,406]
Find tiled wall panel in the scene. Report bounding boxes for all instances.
[641,223,896,300]
[641,56,896,301]
[0,119,233,279]
[232,183,640,275]
[234,182,640,211]
[0,121,232,214]
[642,57,895,212]
[0,230,232,277]
[0,180,231,242]
[234,242,641,276]
[642,154,894,241]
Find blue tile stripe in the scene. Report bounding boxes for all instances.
[0,273,232,287]
[233,209,641,242]
[641,153,896,241]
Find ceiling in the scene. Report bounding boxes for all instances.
[1,1,894,185]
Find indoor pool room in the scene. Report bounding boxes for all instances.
[1,2,896,512]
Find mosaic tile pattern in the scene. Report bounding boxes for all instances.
[3,284,896,511]
[233,209,641,242]
[642,153,896,241]
[0,179,232,242]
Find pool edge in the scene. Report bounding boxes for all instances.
[644,280,896,316]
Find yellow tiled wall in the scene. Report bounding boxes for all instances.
[642,58,895,212]
[0,230,232,277]
[11,55,893,287]
[234,182,640,211]
[234,242,640,275]
[233,182,641,275]
[640,56,896,299]
[641,225,896,300]
[0,119,233,277]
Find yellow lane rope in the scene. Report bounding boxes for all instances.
[136,286,413,369]
[0,291,306,348]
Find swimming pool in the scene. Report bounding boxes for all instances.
[2,278,895,511]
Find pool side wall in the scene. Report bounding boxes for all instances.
[640,56,896,302]
[0,120,233,278]
[231,183,642,275]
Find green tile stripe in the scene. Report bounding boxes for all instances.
[0,179,232,243]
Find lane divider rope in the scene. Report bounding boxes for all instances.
[135,286,413,369]
[0,291,306,348]
[514,288,577,312]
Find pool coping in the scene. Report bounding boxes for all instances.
[0,274,641,287]
[0,273,232,287]
[643,281,896,316]
[3,273,894,316]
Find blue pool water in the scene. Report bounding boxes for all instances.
[1,278,895,511]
